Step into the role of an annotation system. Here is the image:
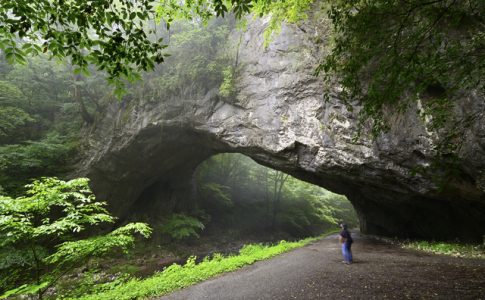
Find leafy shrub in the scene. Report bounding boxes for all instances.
[0,106,33,139]
[0,177,151,299]
[160,214,205,240]
[219,66,235,97]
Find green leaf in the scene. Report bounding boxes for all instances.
[0,177,151,297]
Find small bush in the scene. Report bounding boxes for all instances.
[160,214,205,240]
[219,66,235,97]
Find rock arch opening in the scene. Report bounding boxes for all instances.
[119,152,358,243]
[193,153,358,239]
[83,119,485,243]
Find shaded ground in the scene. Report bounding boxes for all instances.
[160,233,485,299]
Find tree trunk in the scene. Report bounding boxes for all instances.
[271,172,289,230]
[73,74,94,124]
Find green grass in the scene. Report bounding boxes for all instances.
[74,231,337,300]
[403,241,485,259]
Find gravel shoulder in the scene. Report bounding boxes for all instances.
[160,233,485,299]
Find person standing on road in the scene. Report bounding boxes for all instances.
[339,223,353,264]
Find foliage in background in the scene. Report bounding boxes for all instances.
[196,153,358,237]
[0,134,76,196]
[200,182,234,212]
[0,106,33,138]
[75,233,336,300]
[0,54,110,194]
[0,177,151,299]
[143,19,234,102]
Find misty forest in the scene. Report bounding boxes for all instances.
[1,0,485,299]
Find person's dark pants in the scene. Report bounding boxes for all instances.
[342,243,353,263]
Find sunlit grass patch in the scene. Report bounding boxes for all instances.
[76,231,337,300]
[403,241,485,259]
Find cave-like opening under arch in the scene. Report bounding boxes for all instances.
[121,152,358,242]
[85,125,485,243]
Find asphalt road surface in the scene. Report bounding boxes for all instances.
[161,233,485,299]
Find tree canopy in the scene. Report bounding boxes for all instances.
[319,0,485,134]
[1,0,482,125]
[0,0,167,95]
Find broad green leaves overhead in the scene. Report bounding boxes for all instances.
[0,0,166,94]
[252,0,313,47]
[157,0,256,26]
[0,0,313,94]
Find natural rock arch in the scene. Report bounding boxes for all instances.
[78,17,485,242]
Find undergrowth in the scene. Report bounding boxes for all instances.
[403,241,485,259]
[75,230,337,300]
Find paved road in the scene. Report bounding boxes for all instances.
[161,233,485,299]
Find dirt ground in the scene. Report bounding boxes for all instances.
[161,233,485,299]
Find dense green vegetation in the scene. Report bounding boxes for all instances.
[0,55,110,195]
[0,178,151,299]
[195,153,357,237]
[0,174,347,299]
[141,19,235,100]
[75,234,332,300]
[127,153,356,248]
[0,0,166,95]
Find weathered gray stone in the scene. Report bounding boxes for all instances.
[78,16,485,242]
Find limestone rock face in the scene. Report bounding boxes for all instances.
[79,17,485,241]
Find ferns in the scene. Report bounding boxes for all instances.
[160,214,205,240]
